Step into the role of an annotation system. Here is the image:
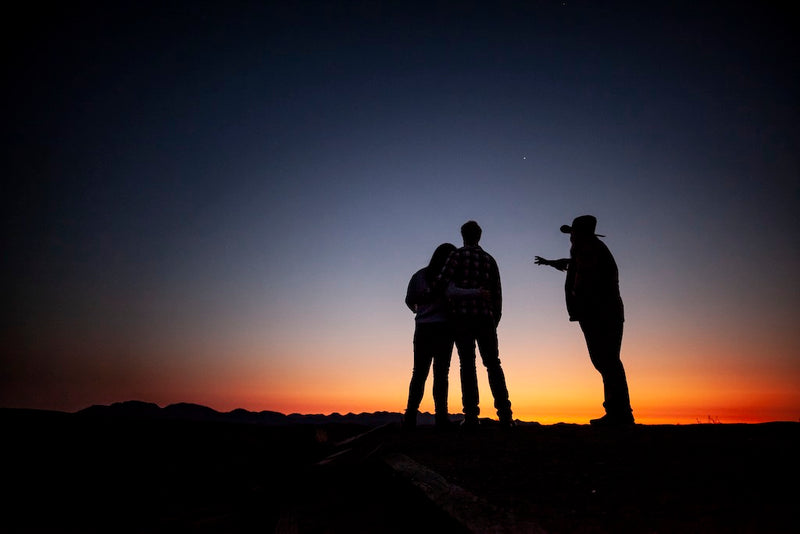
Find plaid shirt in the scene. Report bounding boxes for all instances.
[437,245,502,323]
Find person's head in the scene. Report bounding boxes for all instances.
[560,215,603,244]
[427,243,456,282]
[461,220,482,246]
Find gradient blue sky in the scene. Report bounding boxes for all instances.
[3,1,798,423]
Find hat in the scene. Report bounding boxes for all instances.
[560,215,605,237]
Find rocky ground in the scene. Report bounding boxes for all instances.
[3,408,798,533]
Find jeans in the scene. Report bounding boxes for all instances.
[579,317,632,416]
[453,316,512,421]
[406,322,454,418]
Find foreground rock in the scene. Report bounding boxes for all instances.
[3,408,798,533]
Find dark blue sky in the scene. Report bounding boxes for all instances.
[3,1,798,421]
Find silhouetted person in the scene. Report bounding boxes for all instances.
[438,221,514,428]
[404,243,485,429]
[534,215,634,425]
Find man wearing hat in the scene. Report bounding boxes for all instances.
[534,215,634,425]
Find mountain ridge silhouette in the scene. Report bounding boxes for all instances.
[76,400,442,426]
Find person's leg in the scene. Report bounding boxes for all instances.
[580,318,633,423]
[454,321,480,422]
[431,323,454,425]
[405,324,434,427]
[475,319,512,422]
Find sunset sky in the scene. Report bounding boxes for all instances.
[3,1,798,424]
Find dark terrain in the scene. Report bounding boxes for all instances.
[2,405,798,533]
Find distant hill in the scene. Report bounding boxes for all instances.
[76,400,443,427]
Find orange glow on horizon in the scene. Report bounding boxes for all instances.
[6,327,797,426]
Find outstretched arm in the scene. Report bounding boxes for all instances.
[534,256,570,272]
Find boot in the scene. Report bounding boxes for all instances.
[402,410,417,430]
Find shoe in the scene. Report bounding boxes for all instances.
[435,416,454,430]
[499,418,517,429]
[498,409,516,428]
[402,411,417,430]
[590,413,635,426]
[460,417,480,429]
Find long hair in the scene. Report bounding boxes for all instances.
[425,243,456,285]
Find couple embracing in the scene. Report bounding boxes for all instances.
[404,220,513,429]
